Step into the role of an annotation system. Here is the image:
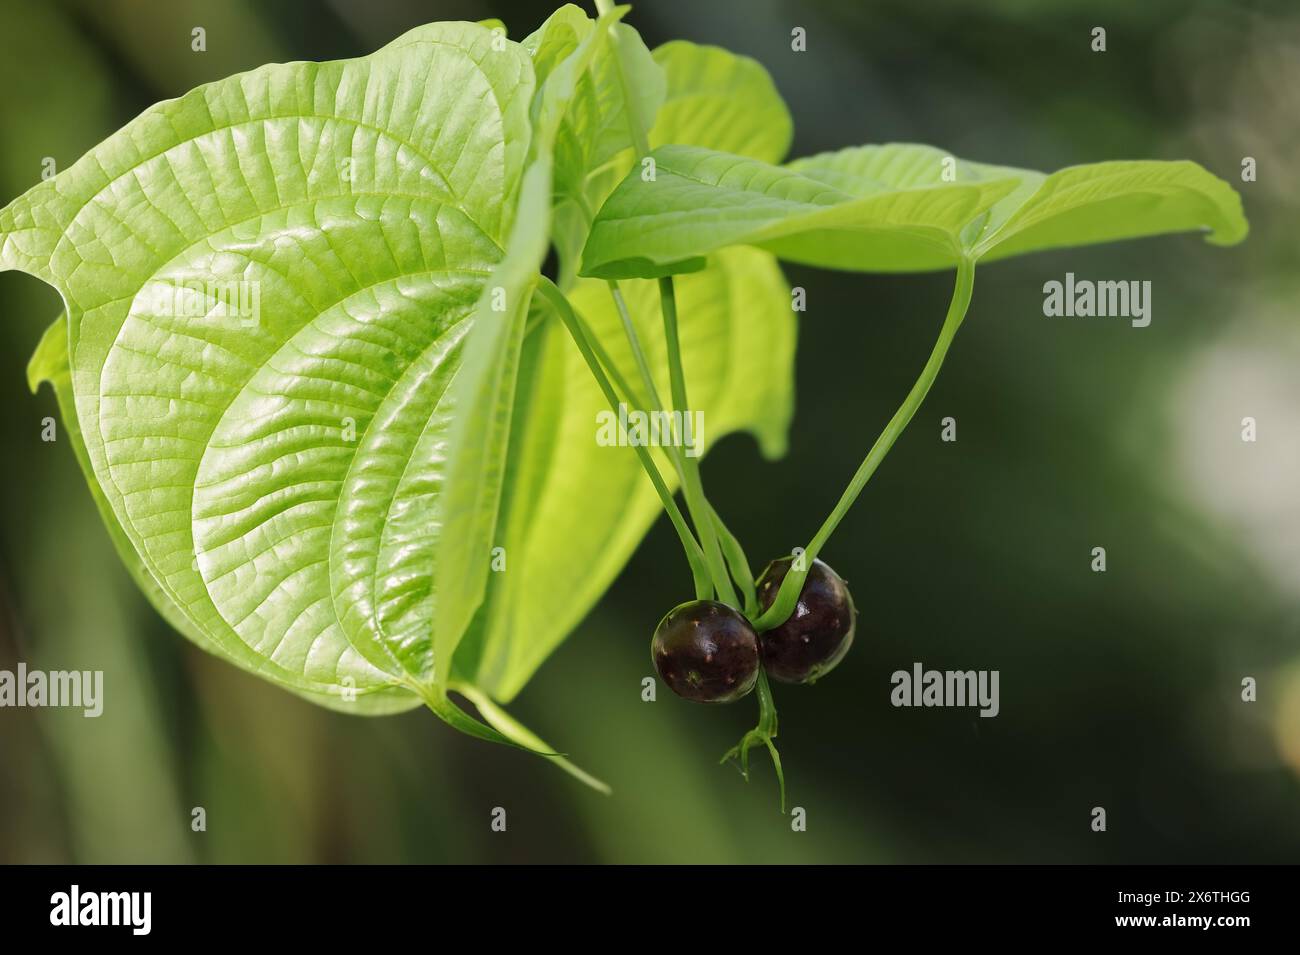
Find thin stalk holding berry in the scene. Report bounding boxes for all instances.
[754,256,977,632]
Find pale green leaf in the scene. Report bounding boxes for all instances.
[789,144,1247,258]
[444,36,802,702]
[785,143,1041,249]
[649,40,792,163]
[971,159,1248,260]
[523,4,664,288]
[28,315,418,714]
[583,142,1247,278]
[431,158,551,687]
[581,144,1020,278]
[2,22,535,711]
[431,4,640,691]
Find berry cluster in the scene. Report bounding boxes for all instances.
[652,558,856,702]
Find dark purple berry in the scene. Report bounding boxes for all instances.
[755,557,856,684]
[651,600,760,703]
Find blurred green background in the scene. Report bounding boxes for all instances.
[1,0,1297,863]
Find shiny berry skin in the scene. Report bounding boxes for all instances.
[755,557,856,684]
[651,600,760,703]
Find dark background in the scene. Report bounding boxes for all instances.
[0,0,1297,863]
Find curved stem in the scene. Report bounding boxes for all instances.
[607,281,682,479]
[658,277,738,608]
[537,279,712,599]
[609,282,672,447]
[754,258,977,631]
[590,0,741,607]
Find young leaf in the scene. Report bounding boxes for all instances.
[784,143,1040,250]
[1,22,535,707]
[523,4,664,288]
[581,143,1247,278]
[452,246,796,701]
[649,40,793,163]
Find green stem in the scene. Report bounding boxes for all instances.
[537,279,712,599]
[711,501,757,615]
[658,277,738,607]
[606,281,685,482]
[754,257,978,631]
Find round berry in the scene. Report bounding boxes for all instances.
[755,557,856,684]
[651,600,760,703]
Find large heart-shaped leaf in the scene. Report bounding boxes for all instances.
[27,315,415,714]
[581,143,1247,278]
[8,16,804,759]
[3,22,536,713]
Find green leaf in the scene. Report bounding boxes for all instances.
[649,40,793,163]
[431,4,642,691]
[522,4,665,287]
[970,159,1248,260]
[453,245,796,701]
[28,315,417,714]
[789,144,1248,260]
[581,143,1248,278]
[431,158,550,688]
[540,35,792,285]
[581,143,1020,278]
[2,22,536,710]
[784,143,1040,250]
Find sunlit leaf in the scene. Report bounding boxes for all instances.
[2,22,535,712]
[582,143,1246,278]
